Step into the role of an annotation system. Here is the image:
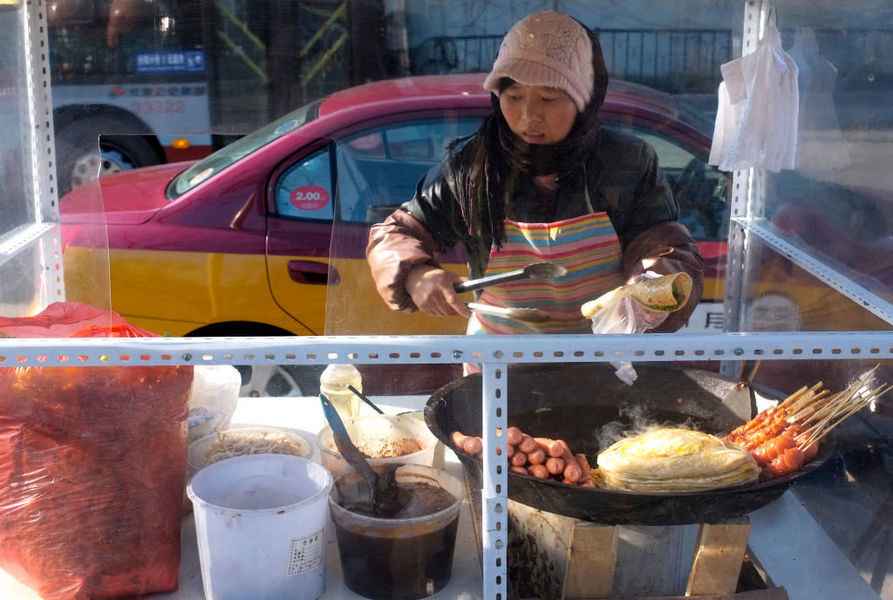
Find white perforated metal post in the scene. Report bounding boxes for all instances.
[17,0,64,305]
[23,0,58,224]
[722,0,771,378]
[481,361,508,600]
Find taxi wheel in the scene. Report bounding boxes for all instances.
[55,116,162,194]
[239,365,323,398]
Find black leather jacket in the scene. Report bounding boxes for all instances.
[402,128,681,278]
[368,128,704,330]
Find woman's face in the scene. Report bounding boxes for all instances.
[499,82,578,145]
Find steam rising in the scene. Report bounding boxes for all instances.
[594,402,697,452]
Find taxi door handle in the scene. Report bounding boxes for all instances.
[287,260,339,285]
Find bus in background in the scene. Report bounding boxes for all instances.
[47,0,376,195]
[49,0,212,193]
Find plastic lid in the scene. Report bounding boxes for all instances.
[321,363,362,386]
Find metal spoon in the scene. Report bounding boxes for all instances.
[319,393,400,514]
[467,302,551,323]
[454,261,568,293]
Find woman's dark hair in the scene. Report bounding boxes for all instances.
[449,20,609,248]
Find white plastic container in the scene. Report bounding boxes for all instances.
[319,363,362,421]
[317,412,439,480]
[187,425,314,481]
[188,454,333,600]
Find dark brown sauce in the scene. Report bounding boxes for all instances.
[334,515,459,599]
[334,477,460,599]
[342,481,456,519]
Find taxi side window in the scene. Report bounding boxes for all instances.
[274,147,335,221]
[336,117,481,224]
[606,124,729,242]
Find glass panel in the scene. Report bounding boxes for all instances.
[336,117,481,224]
[326,113,481,340]
[170,100,320,198]
[740,231,892,334]
[756,3,893,315]
[0,5,35,239]
[605,123,731,243]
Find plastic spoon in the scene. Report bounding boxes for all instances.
[454,261,568,293]
[319,393,400,514]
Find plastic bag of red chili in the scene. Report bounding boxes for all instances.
[0,302,193,600]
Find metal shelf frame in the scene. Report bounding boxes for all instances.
[4,331,893,599]
[736,218,893,326]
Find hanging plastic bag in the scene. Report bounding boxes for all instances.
[581,273,694,385]
[708,22,800,173]
[0,302,193,600]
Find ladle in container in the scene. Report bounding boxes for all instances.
[319,393,400,514]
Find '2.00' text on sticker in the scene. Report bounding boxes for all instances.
[290,186,330,211]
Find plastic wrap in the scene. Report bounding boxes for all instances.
[585,273,691,385]
[0,303,193,600]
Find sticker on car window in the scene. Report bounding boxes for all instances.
[290,185,330,211]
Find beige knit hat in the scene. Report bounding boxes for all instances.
[483,11,594,111]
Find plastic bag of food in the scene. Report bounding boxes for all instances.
[187,365,241,443]
[0,302,193,600]
[581,272,693,385]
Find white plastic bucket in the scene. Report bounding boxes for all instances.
[187,454,333,600]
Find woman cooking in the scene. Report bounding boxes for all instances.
[367,11,703,338]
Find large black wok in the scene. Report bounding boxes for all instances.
[424,363,833,525]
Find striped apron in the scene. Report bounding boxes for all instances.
[467,188,625,336]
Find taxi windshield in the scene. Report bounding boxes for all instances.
[168,100,321,199]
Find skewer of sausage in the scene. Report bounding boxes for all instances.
[766,447,805,478]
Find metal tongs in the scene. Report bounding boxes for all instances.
[453,261,567,293]
[456,261,565,323]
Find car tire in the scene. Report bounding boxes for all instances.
[56,115,162,194]
[238,365,325,398]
